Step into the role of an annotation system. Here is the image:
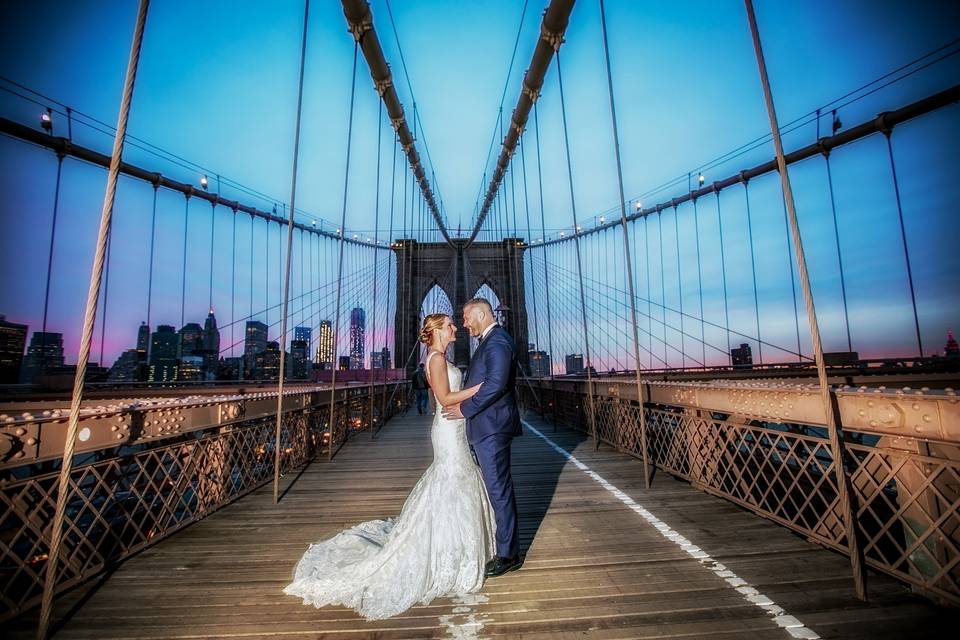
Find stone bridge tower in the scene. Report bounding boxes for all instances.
[393,238,528,373]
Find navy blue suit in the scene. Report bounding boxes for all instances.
[461,325,522,558]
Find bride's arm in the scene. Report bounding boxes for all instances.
[440,382,482,407]
[426,355,483,407]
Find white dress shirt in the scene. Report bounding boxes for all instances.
[478,322,498,343]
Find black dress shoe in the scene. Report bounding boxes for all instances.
[485,555,521,578]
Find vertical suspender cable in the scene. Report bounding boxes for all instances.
[328,41,360,460]
[99,229,112,367]
[265,214,270,334]
[884,132,922,357]
[230,206,236,360]
[273,0,310,504]
[555,51,598,448]
[383,135,397,418]
[692,197,706,366]
[369,101,383,438]
[823,151,853,353]
[644,216,652,368]
[715,191,731,363]
[742,177,763,364]
[533,104,559,427]
[181,195,190,330]
[781,199,802,360]
[208,202,216,311]
[658,213,668,366]
[508,149,522,342]
[39,154,65,372]
[598,0,650,485]
[744,0,865,599]
[146,183,158,329]
[519,137,540,362]
[37,2,150,637]
[672,205,686,367]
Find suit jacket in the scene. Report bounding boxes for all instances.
[461,325,523,444]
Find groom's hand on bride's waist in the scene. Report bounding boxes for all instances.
[442,403,464,420]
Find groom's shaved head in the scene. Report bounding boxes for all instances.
[463,298,495,338]
[464,298,493,316]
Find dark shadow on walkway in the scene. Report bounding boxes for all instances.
[514,409,588,559]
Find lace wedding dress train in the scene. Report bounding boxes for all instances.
[283,354,497,620]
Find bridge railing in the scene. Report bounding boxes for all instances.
[0,380,410,622]
[519,378,960,607]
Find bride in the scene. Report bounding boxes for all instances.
[283,313,497,620]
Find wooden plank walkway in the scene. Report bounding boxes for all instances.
[10,412,957,639]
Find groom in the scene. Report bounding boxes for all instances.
[442,297,523,577]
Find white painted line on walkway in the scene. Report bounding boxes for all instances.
[523,420,821,640]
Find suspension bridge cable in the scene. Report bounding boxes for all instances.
[884,132,923,357]
[39,154,64,374]
[327,41,360,460]
[714,193,731,361]
[598,0,650,478]
[273,0,311,504]
[822,150,853,354]
[744,0,865,600]
[145,184,158,328]
[37,2,150,637]
[741,179,763,364]
[369,100,384,438]
[691,197,707,366]
[555,49,599,447]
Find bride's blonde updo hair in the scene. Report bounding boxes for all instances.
[419,313,448,345]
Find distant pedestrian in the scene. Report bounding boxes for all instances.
[411,363,429,415]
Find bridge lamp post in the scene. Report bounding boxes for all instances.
[495,303,510,329]
[40,108,53,133]
[200,175,209,191]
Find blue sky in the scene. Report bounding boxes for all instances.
[1,0,958,368]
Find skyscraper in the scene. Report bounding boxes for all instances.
[288,339,309,379]
[178,323,203,358]
[244,320,268,378]
[370,346,392,369]
[731,343,753,369]
[109,349,143,383]
[136,322,150,353]
[21,331,65,383]
[316,320,333,370]
[945,329,959,358]
[350,307,366,370]
[255,341,281,380]
[294,326,312,344]
[179,355,204,381]
[565,353,584,375]
[529,349,551,377]
[133,321,150,381]
[202,310,221,379]
[0,315,28,384]
[149,325,178,382]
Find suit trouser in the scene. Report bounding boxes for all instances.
[472,435,519,558]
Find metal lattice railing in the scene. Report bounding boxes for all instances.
[0,382,409,622]
[519,382,960,607]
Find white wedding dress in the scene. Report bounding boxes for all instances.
[283,353,497,620]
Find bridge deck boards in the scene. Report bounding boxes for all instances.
[10,413,957,639]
